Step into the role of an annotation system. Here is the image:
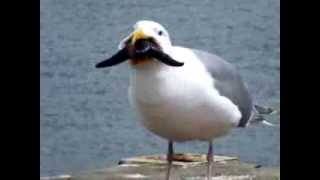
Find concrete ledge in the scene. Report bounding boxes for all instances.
[40,175,72,180]
[69,153,279,180]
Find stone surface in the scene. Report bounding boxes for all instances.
[40,174,72,180]
[69,154,279,180]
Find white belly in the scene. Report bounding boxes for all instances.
[128,47,242,142]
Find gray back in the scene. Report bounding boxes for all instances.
[192,49,253,127]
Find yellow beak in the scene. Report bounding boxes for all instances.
[131,29,149,45]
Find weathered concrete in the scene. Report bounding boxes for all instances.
[40,175,72,180]
[67,154,280,180]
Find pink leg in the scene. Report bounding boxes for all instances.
[166,141,173,180]
[207,141,213,180]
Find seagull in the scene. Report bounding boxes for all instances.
[96,20,260,180]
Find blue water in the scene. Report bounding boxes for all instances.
[40,0,279,176]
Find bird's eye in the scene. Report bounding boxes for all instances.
[158,30,163,36]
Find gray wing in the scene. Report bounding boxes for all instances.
[192,49,254,127]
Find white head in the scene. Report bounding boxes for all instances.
[119,20,172,54]
[95,20,184,68]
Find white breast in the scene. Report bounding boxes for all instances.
[128,47,242,142]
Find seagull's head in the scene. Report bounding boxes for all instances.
[96,20,184,68]
[119,20,172,54]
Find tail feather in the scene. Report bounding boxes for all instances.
[254,104,274,115]
[246,104,277,127]
[248,114,276,127]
